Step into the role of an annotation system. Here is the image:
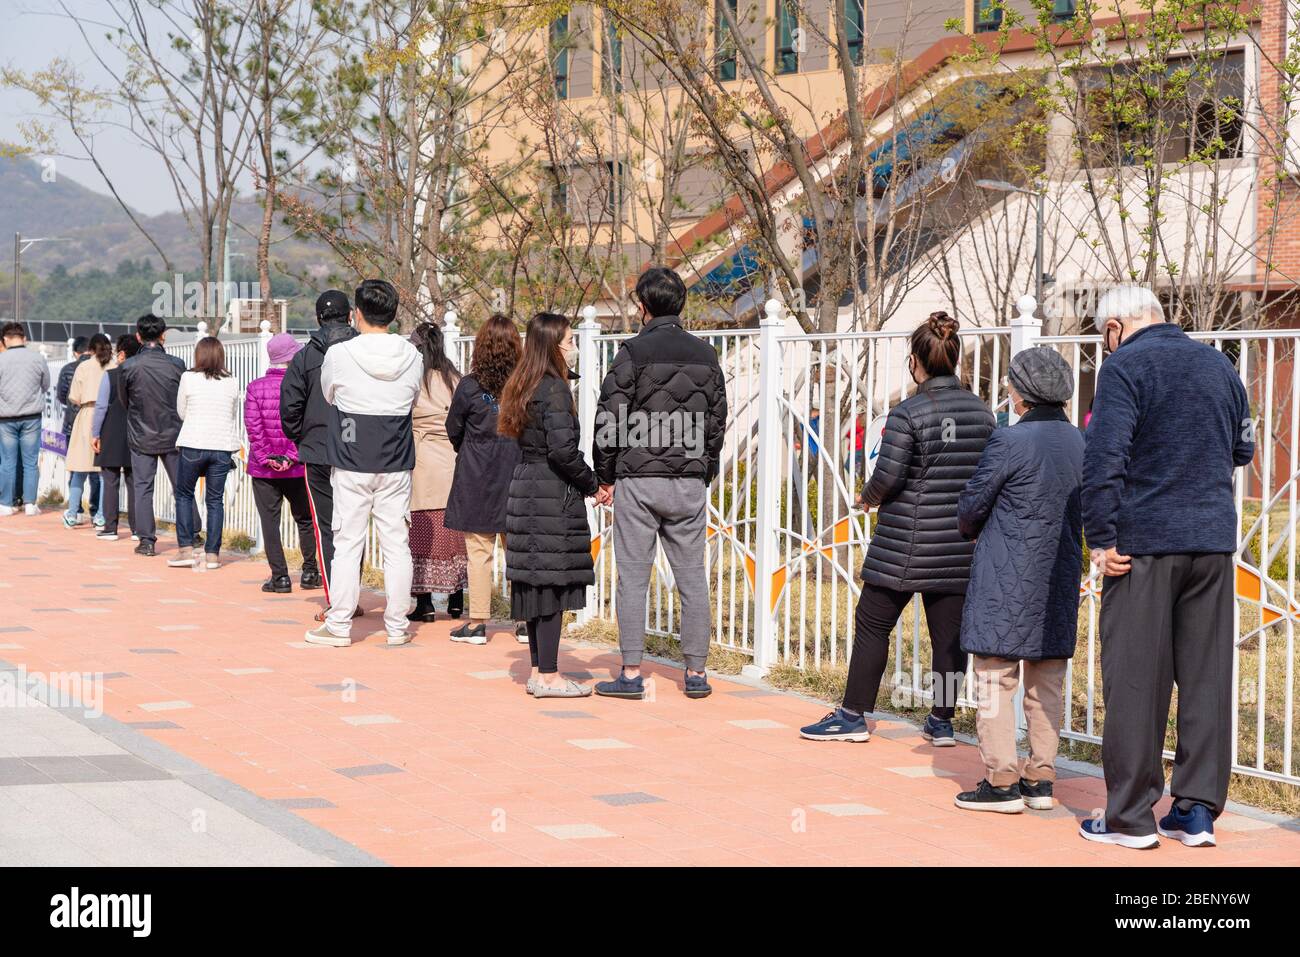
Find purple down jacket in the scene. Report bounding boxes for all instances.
[244,367,305,479]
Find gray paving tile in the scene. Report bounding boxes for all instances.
[83,754,171,781]
[334,762,404,778]
[101,672,130,680]
[0,626,32,634]
[540,710,597,719]
[82,583,114,589]
[726,689,781,698]
[316,682,369,693]
[23,756,116,783]
[129,648,178,655]
[271,797,337,810]
[262,619,300,625]
[594,791,664,806]
[0,757,51,785]
[127,721,181,730]
[31,608,69,613]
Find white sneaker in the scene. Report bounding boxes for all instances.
[23,504,38,516]
[0,505,14,517]
[204,555,220,569]
[304,625,351,647]
[131,534,140,541]
[386,631,413,646]
[167,547,195,568]
[515,622,529,644]
[96,531,119,541]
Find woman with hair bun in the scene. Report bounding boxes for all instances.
[800,311,994,746]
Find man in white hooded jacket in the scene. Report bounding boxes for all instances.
[305,279,423,646]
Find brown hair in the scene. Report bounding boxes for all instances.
[909,311,961,378]
[88,332,113,368]
[472,314,522,399]
[497,312,572,439]
[191,336,231,380]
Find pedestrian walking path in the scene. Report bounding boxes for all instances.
[3,514,1298,866]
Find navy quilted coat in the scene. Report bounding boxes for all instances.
[957,406,1085,660]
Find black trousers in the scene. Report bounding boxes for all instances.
[99,465,135,535]
[253,476,319,580]
[1099,553,1235,836]
[303,464,336,595]
[527,609,564,674]
[843,583,967,719]
[130,449,200,545]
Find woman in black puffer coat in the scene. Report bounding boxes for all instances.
[800,312,994,746]
[498,312,602,698]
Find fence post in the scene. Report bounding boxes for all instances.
[250,319,273,556]
[442,308,460,363]
[747,298,785,677]
[1007,293,1041,736]
[575,305,601,626]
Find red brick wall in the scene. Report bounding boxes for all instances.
[1256,0,1300,299]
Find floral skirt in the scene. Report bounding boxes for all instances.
[410,508,469,594]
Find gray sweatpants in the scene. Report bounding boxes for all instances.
[613,476,710,671]
[1099,553,1235,836]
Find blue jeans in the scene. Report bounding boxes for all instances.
[175,448,234,552]
[0,416,41,507]
[66,471,104,522]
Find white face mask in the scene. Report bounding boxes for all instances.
[563,342,578,370]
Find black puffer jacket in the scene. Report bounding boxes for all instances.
[94,368,131,469]
[958,406,1084,659]
[860,375,995,593]
[504,372,600,587]
[280,320,357,465]
[593,315,727,484]
[446,374,520,534]
[117,343,186,455]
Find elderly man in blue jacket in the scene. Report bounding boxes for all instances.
[1080,286,1254,850]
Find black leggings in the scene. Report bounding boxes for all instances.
[527,609,564,674]
[842,584,967,719]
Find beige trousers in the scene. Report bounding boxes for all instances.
[464,531,500,620]
[973,656,1068,787]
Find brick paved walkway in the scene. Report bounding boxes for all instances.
[3,513,1298,866]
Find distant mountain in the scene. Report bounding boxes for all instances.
[0,156,341,281]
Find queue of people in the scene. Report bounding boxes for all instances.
[0,270,1256,852]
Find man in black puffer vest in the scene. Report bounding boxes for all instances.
[593,266,727,701]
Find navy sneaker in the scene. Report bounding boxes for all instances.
[799,709,871,742]
[683,672,712,699]
[954,779,1024,813]
[1018,777,1055,811]
[920,714,956,747]
[594,671,645,700]
[1158,803,1216,847]
[1078,817,1159,849]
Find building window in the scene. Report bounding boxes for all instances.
[602,19,623,93]
[844,0,865,65]
[715,0,738,81]
[605,160,624,216]
[551,15,569,99]
[1052,0,1077,20]
[974,0,1002,32]
[776,1,799,75]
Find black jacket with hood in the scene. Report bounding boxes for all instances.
[279,320,358,466]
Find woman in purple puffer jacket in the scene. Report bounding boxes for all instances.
[245,333,322,594]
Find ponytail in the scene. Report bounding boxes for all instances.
[909,311,961,378]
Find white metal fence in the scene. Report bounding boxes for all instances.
[36,305,1300,785]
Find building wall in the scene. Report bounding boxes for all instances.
[1257,0,1300,303]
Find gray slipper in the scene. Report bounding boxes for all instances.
[533,678,592,698]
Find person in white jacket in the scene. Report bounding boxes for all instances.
[305,279,423,646]
[170,337,241,569]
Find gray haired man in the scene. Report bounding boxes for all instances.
[1079,286,1254,850]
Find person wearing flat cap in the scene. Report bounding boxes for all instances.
[952,346,1085,815]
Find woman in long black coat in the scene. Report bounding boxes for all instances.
[498,312,603,699]
[799,313,994,746]
[445,314,523,643]
[91,334,141,539]
[952,346,1084,813]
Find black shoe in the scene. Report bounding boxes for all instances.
[954,780,1024,813]
[299,569,322,590]
[408,593,437,623]
[134,541,156,557]
[262,576,292,594]
[1018,778,1055,811]
[921,714,956,747]
[446,589,464,619]
[449,622,488,644]
[684,672,712,699]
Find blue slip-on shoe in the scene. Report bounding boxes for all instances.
[594,671,645,700]
[1078,817,1160,849]
[683,672,712,699]
[799,708,871,742]
[921,714,956,747]
[1158,803,1216,847]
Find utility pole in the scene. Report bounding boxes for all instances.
[11,232,69,323]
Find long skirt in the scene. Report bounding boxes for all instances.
[410,508,469,594]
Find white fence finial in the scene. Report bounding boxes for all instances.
[763,298,783,324]
[580,304,598,327]
[259,318,272,336]
[1015,294,1038,322]
[196,320,208,338]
